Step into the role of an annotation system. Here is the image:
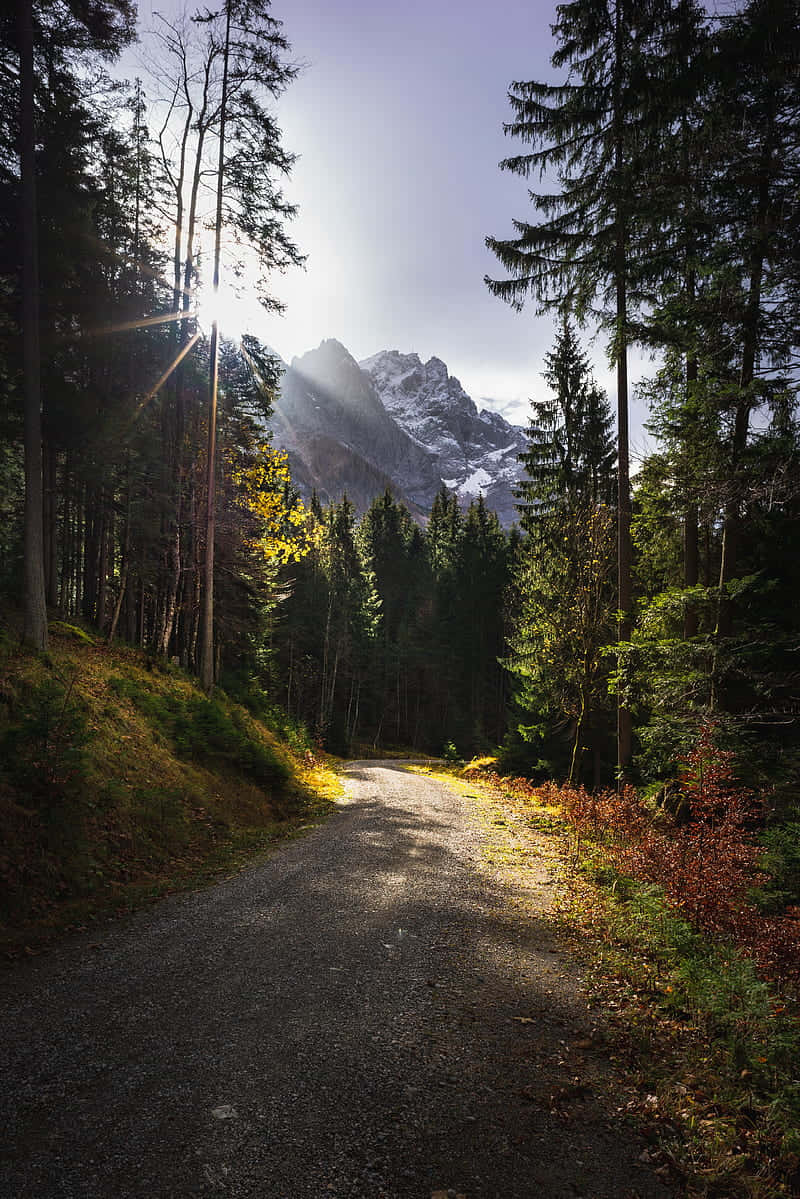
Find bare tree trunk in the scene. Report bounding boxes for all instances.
[45,445,59,608]
[96,495,110,632]
[683,499,699,637]
[615,270,632,776]
[59,460,70,611]
[200,0,231,693]
[683,319,699,639]
[17,0,48,649]
[138,576,146,648]
[713,141,771,675]
[158,518,181,655]
[107,468,131,646]
[106,565,128,645]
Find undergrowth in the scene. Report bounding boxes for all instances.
[0,627,340,951]
[462,746,800,1198]
[106,674,290,790]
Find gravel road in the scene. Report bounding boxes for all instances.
[0,762,672,1199]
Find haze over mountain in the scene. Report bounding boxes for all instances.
[270,339,528,525]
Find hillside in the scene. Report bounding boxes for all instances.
[0,625,340,951]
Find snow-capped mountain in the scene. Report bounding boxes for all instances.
[269,340,528,526]
[270,339,442,517]
[360,350,528,526]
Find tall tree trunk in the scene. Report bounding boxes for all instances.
[46,445,59,608]
[59,459,70,612]
[200,0,231,692]
[107,471,130,645]
[614,223,632,775]
[682,245,699,639]
[714,128,771,647]
[158,519,181,656]
[82,484,99,623]
[96,494,110,632]
[75,482,84,618]
[17,0,48,649]
[683,354,699,638]
[613,0,632,777]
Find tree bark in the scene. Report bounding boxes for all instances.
[613,0,632,777]
[683,356,699,639]
[17,0,48,649]
[714,128,771,645]
[200,0,231,692]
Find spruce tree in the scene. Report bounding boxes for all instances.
[505,321,617,782]
[515,318,615,534]
[10,0,134,647]
[485,0,684,772]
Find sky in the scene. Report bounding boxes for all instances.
[132,0,656,457]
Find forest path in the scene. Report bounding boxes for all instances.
[0,761,671,1199]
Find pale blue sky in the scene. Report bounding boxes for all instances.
[133,0,654,455]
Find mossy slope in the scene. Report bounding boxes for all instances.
[0,626,339,950]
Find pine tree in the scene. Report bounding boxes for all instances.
[10,0,133,647]
[515,318,615,534]
[453,497,509,748]
[485,0,686,772]
[505,321,617,781]
[506,321,618,776]
[506,504,616,783]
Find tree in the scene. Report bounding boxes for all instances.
[505,504,616,783]
[703,1,800,651]
[504,321,616,782]
[515,318,615,532]
[16,0,47,648]
[485,0,687,773]
[11,0,133,647]
[358,491,424,744]
[453,496,510,748]
[146,0,303,690]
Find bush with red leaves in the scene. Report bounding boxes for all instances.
[476,730,800,984]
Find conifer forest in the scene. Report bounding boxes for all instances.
[4,3,800,1192]
[2,2,800,932]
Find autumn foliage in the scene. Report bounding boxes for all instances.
[467,729,800,984]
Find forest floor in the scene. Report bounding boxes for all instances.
[0,759,673,1199]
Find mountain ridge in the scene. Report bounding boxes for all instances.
[269,339,527,525]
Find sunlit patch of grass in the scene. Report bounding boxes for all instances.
[464,754,499,773]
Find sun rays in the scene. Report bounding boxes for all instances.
[134,328,203,420]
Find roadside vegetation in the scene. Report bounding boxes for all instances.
[0,624,340,954]
[453,754,800,1199]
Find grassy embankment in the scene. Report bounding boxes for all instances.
[418,758,800,1199]
[0,622,341,954]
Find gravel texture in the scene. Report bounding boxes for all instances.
[0,761,673,1198]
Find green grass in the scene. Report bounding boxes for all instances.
[572,857,800,1197]
[107,674,290,790]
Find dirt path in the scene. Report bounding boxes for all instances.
[0,762,672,1198]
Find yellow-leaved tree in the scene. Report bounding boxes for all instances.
[232,441,312,567]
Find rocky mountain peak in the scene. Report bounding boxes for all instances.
[270,340,528,526]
